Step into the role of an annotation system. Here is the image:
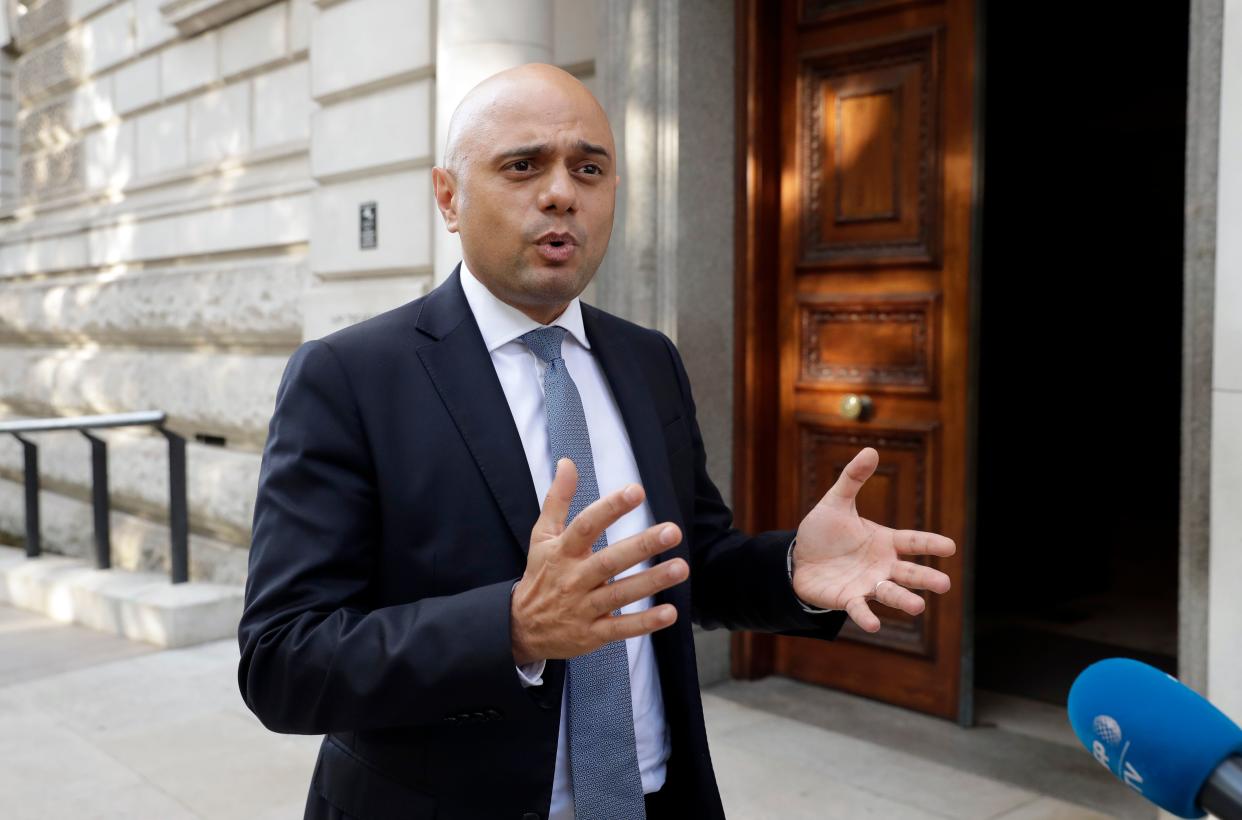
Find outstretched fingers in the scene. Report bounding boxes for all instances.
[873,579,926,616]
[891,560,952,594]
[582,522,683,588]
[560,481,647,557]
[845,596,882,633]
[824,447,879,507]
[586,559,688,616]
[893,529,956,559]
[590,603,679,644]
[532,458,578,541]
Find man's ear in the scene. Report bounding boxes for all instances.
[431,166,459,233]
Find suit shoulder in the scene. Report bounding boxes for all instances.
[314,291,430,359]
[582,303,676,357]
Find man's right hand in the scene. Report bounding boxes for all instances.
[510,458,688,666]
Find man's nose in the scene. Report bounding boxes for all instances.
[537,165,577,213]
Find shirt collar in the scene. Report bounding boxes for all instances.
[459,260,591,353]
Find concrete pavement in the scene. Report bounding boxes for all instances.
[0,605,1148,819]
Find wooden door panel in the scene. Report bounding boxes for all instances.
[797,417,938,656]
[797,291,940,394]
[800,29,942,267]
[800,0,938,26]
[735,0,975,721]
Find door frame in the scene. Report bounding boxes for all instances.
[731,0,784,680]
[730,0,983,725]
[1178,0,1222,696]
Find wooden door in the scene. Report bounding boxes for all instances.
[733,0,976,721]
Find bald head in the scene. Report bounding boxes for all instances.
[432,63,620,324]
[443,63,614,177]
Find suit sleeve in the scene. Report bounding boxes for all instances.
[658,334,847,639]
[238,340,535,735]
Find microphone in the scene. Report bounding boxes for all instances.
[1067,658,1242,819]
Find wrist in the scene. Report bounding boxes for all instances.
[787,537,834,614]
[510,580,537,666]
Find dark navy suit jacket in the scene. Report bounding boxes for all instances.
[238,268,846,819]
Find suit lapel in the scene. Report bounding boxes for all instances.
[582,306,686,555]
[415,268,540,556]
[414,272,687,570]
[584,307,693,631]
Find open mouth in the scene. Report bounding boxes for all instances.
[535,234,577,263]
[534,232,578,263]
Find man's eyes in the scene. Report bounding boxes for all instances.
[504,161,604,175]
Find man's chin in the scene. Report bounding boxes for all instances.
[521,265,591,302]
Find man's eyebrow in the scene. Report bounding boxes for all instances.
[493,140,612,163]
[494,143,549,162]
[575,140,611,161]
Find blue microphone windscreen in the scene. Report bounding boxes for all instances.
[1068,658,1242,818]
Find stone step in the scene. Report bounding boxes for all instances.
[0,475,251,585]
[0,545,243,648]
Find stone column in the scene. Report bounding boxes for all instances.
[1180,0,1224,697]
[595,0,678,336]
[433,0,554,284]
[597,0,737,685]
[1207,0,1242,721]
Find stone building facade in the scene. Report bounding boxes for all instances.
[0,0,603,585]
[0,0,1238,719]
[0,0,317,584]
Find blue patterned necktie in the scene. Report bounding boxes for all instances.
[520,326,646,820]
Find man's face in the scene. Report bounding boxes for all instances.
[433,88,618,320]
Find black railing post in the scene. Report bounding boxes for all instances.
[160,428,189,584]
[13,434,40,557]
[80,431,111,570]
[2,412,186,582]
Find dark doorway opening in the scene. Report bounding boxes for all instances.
[974,1,1188,707]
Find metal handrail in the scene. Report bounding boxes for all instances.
[2,411,189,584]
[0,410,167,435]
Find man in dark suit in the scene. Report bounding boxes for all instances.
[238,64,955,820]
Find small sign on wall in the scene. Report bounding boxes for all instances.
[360,202,377,249]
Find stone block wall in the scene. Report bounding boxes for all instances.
[300,0,434,338]
[303,0,598,331]
[0,0,599,584]
[0,0,314,581]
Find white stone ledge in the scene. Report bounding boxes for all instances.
[161,0,278,37]
[0,190,311,278]
[0,255,307,347]
[0,144,310,249]
[0,346,289,444]
[0,545,244,648]
[0,428,261,542]
[311,65,433,108]
[220,2,288,77]
[312,156,431,187]
[0,476,250,584]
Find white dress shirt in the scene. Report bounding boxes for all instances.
[459,263,671,819]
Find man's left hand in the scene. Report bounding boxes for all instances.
[791,447,956,633]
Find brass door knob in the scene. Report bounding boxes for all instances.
[840,394,874,421]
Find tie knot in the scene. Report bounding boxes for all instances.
[521,325,568,364]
